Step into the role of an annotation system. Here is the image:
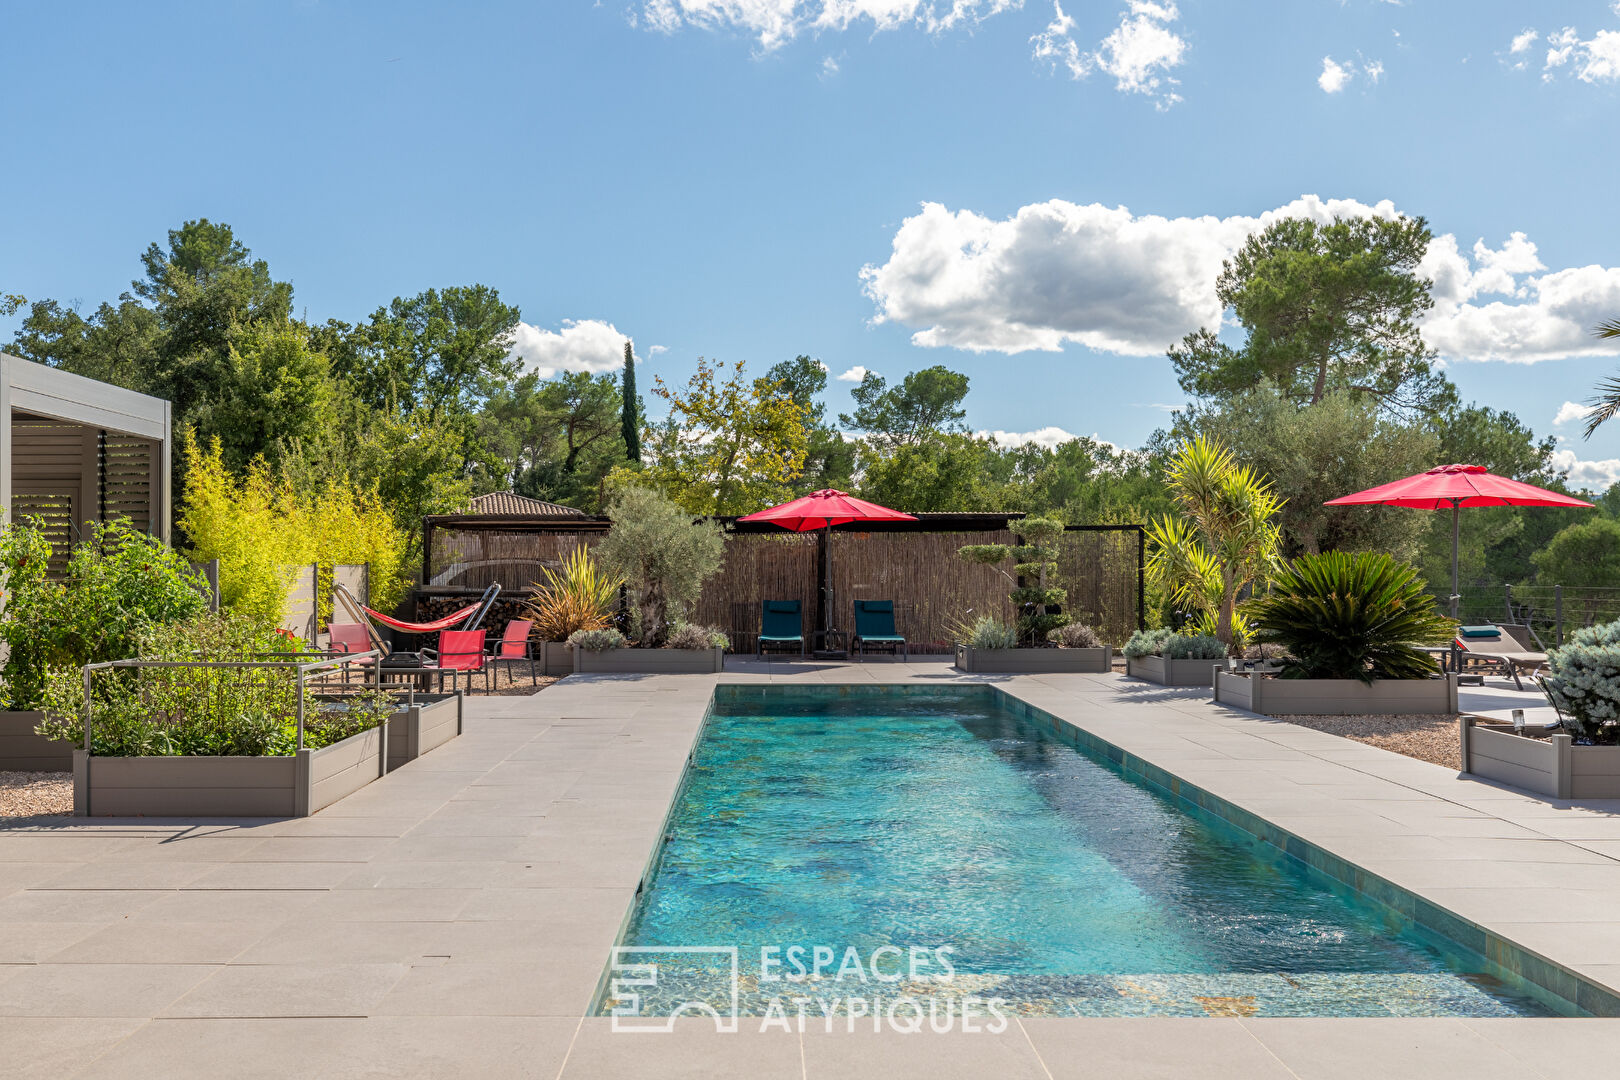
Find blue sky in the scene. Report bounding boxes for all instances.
[4,1,1620,484]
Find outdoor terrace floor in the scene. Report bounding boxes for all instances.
[3,660,1620,1077]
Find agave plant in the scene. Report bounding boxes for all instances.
[523,546,623,642]
[1242,551,1453,683]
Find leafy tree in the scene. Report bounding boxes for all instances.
[766,355,856,492]
[1181,387,1437,558]
[1531,519,1620,590]
[635,358,808,515]
[622,340,642,464]
[475,371,626,510]
[594,486,726,647]
[857,433,997,512]
[1146,436,1283,650]
[189,324,337,473]
[333,285,520,422]
[1170,215,1453,416]
[839,365,969,448]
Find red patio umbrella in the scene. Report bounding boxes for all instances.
[738,489,916,640]
[1324,464,1593,618]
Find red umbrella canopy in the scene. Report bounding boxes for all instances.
[1324,464,1594,510]
[737,489,917,532]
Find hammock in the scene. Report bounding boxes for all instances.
[332,582,502,656]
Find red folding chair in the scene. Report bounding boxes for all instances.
[489,619,539,687]
[423,629,490,693]
[326,623,376,683]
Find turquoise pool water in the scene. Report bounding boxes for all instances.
[607,687,1556,1018]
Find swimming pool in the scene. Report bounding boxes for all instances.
[605,686,1559,1018]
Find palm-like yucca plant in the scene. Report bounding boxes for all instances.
[522,547,623,642]
[1146,437,1284,653]
[1583,318,1620,439]
[1243,551,1454,683]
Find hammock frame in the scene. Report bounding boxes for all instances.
[332,582,502,657]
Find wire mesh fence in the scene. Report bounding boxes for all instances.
[1431,584,1620,650]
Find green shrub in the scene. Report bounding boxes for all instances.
[1542,620,1620,744]
[568,627,628,652]
[1122,627,1172,659]
[1164,633,1226,660]
[36,613,390,757]
[1048,623,1103,649]
[1243,551,1453,683]
[960,616,1019,650]
[0,519,210,710]
[666,623,729,651]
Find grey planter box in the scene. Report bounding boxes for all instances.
[1215,670,1458,716]
[1126,655,1225,688]
[538,641,572,677]
[1461,720,1620,799]
[954,645,1112,674]
[385,693,462,772]
[573,647,725,674]
[73,724,386,818]
[0,710,74,771]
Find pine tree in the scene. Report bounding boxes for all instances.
[621,340,642,464]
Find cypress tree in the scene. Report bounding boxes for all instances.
[621,339,642,464]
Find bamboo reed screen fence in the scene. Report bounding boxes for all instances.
[419,515,1143,651]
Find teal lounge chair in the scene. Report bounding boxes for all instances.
[852,600,907,661]
[758,600,805,657]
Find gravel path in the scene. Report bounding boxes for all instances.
[1274,714,1461,771]
[0,770,72,817]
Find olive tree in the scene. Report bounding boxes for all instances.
[595,486,726,647]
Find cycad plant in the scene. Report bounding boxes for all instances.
[522,546,623,642]
[1146,437,1283,653]
[1243,551,1454,683]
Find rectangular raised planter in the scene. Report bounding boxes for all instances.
[1126,655,1225,688]
[385,692,462,772]
[573,647,725,674]
[538,640,572,677]
[953,645,1112,674]
[73,724,386,818]
[1214,670,1458,716]
[0,710,74,771]
[1461,720,1620,799]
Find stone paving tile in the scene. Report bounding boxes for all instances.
[373,953,609,1018]
[45,920,273,965]
[232,919,457,966]
[0,888,165,923]
[801,1025,1050,1080]
[294,887,478,923]
[563,1018,803,1079]
[1240,1017,1545,1079]
[0,961,215,1017]
[1023,1017,1296,1079]
[32,860,217,891]
[0,1017,147,1080]
[0,921,104,963]
[162,961,410,1018]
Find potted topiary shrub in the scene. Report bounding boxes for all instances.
[575,487,728,673]
[1463,620,1620,798]
[1125,630,1228,687]
[1215,551,1457,716]
[954,519,1110,673]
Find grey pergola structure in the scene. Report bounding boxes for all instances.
[0,353,171,551]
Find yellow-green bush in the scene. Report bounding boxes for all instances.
[179,433,410,630]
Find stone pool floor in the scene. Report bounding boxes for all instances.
[4,659,1620,1077]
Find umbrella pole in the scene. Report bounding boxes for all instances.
[819,524,832,639]
[1450,501,1460,621]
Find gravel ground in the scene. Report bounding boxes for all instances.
[1273,714,1462,771]
[469,667,561,697]
[0,770,72,818]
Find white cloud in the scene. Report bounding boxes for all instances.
[508,319,630,377]
[1319,56,1353,93]
[648,344,669,356]
[820,53,840,77]
[1554,401,1595,427]
[1528,25,1620,82]
[835,365,870,382]
[860,194,1620,363]
[1550,448,1620,492]
[1030,0,1186,107]
[1363,59,1385,83]
[977,426,1079,449]
[636,0,1019,51]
